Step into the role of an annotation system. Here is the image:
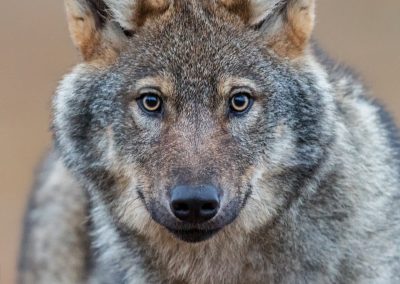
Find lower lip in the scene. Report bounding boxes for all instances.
[168,228,220,243]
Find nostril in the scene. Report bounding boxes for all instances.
[201,202,218,212]
[172,202,190,214]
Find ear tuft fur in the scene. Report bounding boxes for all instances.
[219,0,282,25]
[65,0,108,61]
[65,0,171,61]
[134,0,171,27]
[267,0,316,58]
[219,0,316,58]
[103,0,171,30]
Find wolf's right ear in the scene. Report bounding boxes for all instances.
[65,0,170,61]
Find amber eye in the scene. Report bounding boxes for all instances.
[138,90,162,113]
[229,91,252,113]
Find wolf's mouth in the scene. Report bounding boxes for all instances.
[167,228,220,243]
[148,195,245,242]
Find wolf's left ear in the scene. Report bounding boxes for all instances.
[65,0,170,61]
[220,0,315,58]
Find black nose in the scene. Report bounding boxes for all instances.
[170,185,220,223]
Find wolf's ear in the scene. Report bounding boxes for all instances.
[65,0,170,61]
[220,0,315,58]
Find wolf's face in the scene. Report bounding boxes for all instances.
[55,0,333,243]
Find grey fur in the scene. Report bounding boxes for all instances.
[20,0,400,283]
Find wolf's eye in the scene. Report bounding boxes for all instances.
[229,90,252,114]
[138,90,162,113]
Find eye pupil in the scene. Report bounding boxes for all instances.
[233,96,247,107]
[144,96,158,108]
[230,93,251,113]
[141,94,162,112]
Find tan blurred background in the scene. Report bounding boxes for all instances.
[0,1,399,283]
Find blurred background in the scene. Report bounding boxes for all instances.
[0,1,399,283]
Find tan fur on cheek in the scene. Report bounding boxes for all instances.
[114,177,154,234]
[109,160,163,238]
[235,164,281,233]
[235,124,295,234]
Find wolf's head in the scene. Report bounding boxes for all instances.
[54,0,334,243]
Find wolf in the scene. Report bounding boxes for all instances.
[19,0,400,283]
